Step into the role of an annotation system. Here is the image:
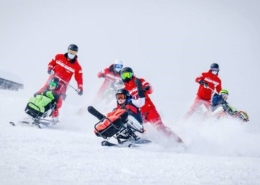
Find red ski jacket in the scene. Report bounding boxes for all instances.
[98,65,121,82]
[195,70,222,100]
[96,65,122,98]
[48,53,83,90]
[123,76,155,114]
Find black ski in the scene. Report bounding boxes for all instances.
[101,140,118,147]
[9,120,51,129]
[9,122,15,126]
[9,121,31,126]
[101,140,137,148]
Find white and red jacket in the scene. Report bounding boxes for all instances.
[48,53,83,91]
[96,65,121,98]
[195,70,222,100]
[98,64,121,82]
[123,76,154,115]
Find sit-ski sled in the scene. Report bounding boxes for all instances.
[88,106,151,148]
[98,118,152,148]
[10,102,56,129]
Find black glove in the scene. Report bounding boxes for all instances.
[134,78,145,98]
[199,80,206,85]
[144,86,150,92]
[78,90,83,96]
[47,69,52,75]
[199,80,208,88]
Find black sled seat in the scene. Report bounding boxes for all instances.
[88,106,128,139]
[94,111,128,139]
[25,102,44,119]
[25,102,55,119]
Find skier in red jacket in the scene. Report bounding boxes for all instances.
[37,44,83,123]
[183,63,222,121]
[94,59,124,104]
[77,60,124,115]
[120,67,183,143]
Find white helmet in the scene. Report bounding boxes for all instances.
[113,59,123,72]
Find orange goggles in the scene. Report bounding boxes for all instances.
[116,94,126,100]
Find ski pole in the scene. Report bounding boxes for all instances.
[201,82,215,93]
[52,74,79,93]
[62,80,79,92]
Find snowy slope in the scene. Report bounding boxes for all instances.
[1,0,260,185]
[1,85,260,185]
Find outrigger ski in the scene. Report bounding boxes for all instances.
[9,119,52,129]
[101,140,138,148]
[101,139,151,148]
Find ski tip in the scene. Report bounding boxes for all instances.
[101,140,119,147]
[101,141,108,146]
[128,143,139,148]
[9,122,15,126]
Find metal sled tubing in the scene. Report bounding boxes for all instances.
[115,125,139,144]
[47,104,56,117]
[27,102,54,124]
[126,121,145,134]
[94,117,124,139]
[128,124,144,134]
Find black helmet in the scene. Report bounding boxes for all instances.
[121,67,134,74]
[49,77,60,89]
[68,44,78,52]
[116,89,132,102]
[210,63,219,71]
[120,67,134,82]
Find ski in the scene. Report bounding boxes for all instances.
[101,140,137,148]
[134,139,151,144]
[9,119,52,129]
[9,122,15,126]
[9,121,31,127]
[101,140,118,147]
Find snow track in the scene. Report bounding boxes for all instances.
[1,91,260,185]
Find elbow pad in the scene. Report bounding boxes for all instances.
[132,97,145,108]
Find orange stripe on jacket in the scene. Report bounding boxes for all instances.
[94,109,126,133]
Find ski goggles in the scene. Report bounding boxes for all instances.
[121,72,133,80]
[116,94,126,100]
[114,64,123,69]
[49,81,57,87]
[211,68,219,72]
